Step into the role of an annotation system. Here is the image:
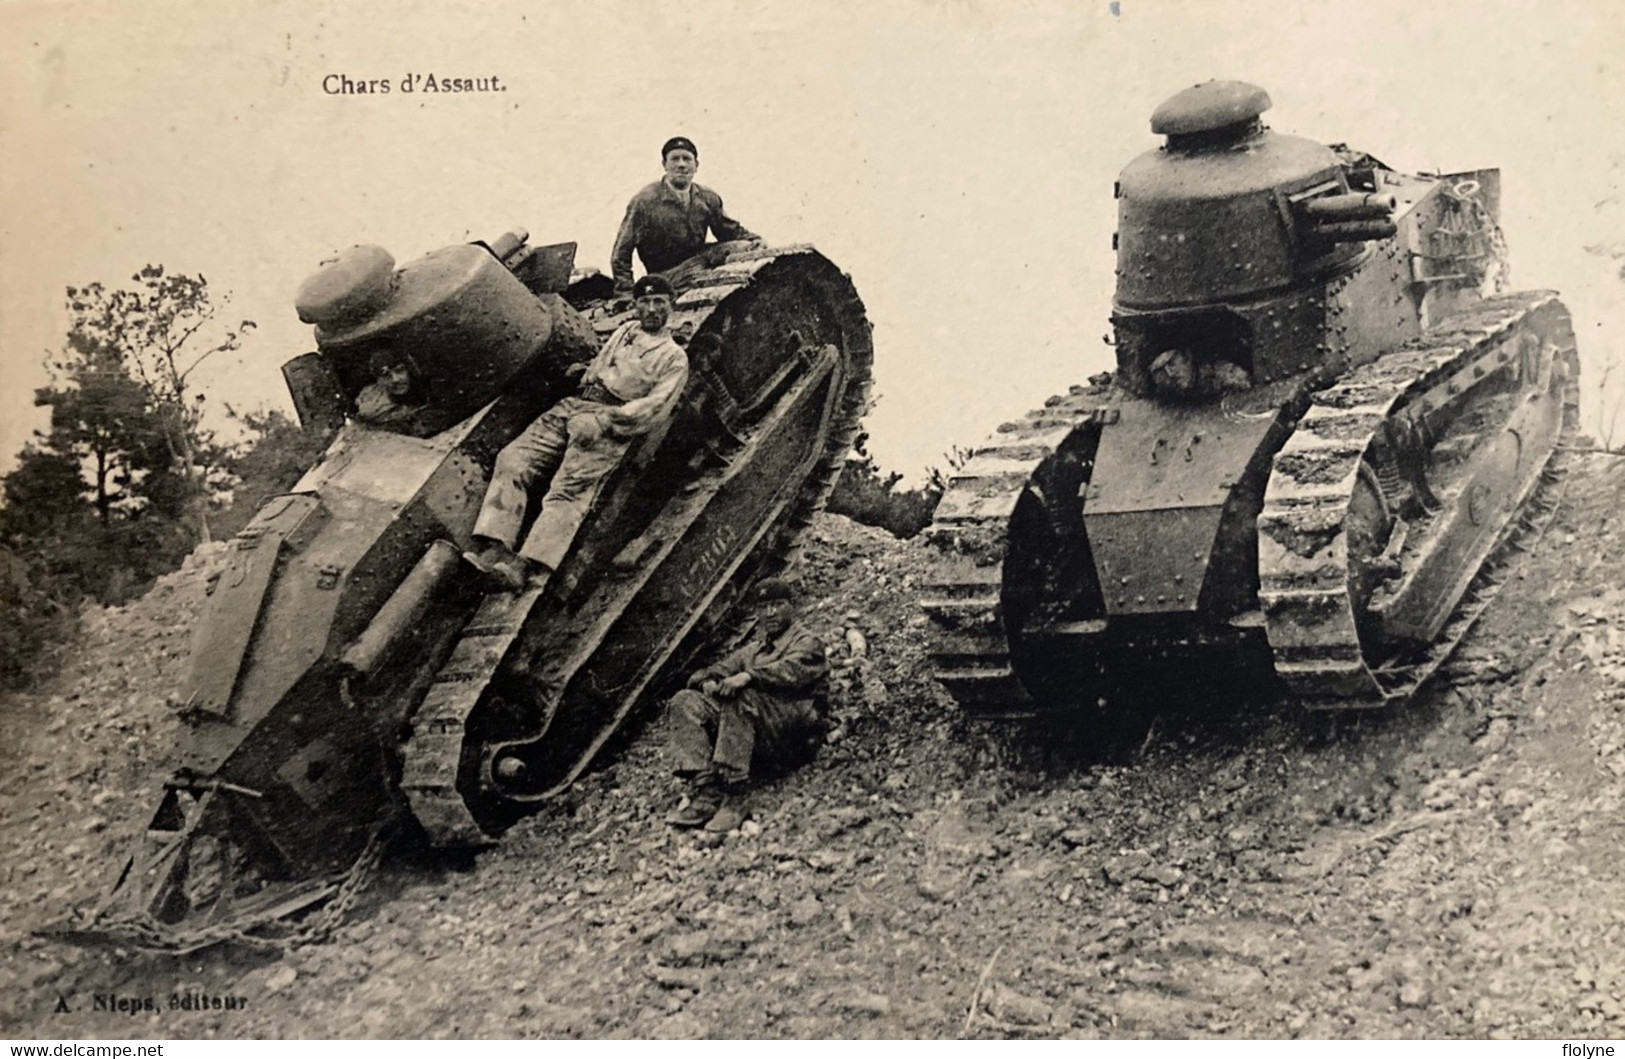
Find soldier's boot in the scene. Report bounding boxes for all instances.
[665,777,723,829]
[465,541,547,593]
[703,787,749,833]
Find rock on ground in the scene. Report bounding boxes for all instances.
[5,457,1625,1039]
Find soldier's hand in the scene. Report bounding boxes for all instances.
[718,672,751,696]
[568,413,604,447]
[701,679,721,697]
[686,671,710,690]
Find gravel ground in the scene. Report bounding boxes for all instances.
[3,453,1625,1039]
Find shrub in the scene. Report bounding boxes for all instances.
[0,546,76,690]
[826,449,940,540]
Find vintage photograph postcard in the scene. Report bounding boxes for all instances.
[3,0,1624,1041]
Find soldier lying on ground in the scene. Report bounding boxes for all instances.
[664,578,828,832]
[611,135,759,295]
[463,274,689,592]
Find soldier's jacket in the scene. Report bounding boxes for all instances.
[695,620,827,708]
[611,179,756,289]
[354,383,421,428]
[583,320,689,437]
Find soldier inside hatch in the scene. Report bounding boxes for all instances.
[664,578,829,832]
[463,274,689,592]
[610,136,759,295]
[353,348,429,428]
[1147,347,1250,400]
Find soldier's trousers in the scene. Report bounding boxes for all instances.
[667,688,820,785]
[472,397,629,570]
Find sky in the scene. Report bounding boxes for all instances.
[2,0,1624,483]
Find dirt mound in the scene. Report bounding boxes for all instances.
[5,455,1625,1038]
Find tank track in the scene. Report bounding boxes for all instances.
[400,587,546,844]
[920,381,1113,713]
[400,245,872,844]
[1259,291,1579,707]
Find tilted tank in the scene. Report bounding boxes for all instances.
[922,81,1578,721]
[57,232,871,952]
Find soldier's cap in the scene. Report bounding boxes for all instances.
[751,578,796,604]
[662,136,699,160]
[632,274,674,300]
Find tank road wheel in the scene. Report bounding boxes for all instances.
[1260,293,1580,707]
[1342,462,1398,638]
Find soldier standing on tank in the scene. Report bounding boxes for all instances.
[664,578,828,832]
[463,274,689,592]
[610,136,759,295]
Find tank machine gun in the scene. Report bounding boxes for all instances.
[56,232,871,952]
[922,81,1577,722]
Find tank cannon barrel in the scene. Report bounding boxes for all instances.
[1300,193,1397,244]
[1307,218,1399,243]
[1300,192,1396,220]
[485,228,529,262]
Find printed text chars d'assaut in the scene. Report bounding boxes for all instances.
[321,72,505,95]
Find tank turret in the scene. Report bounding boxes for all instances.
[1112,81,1403,398]
[285,237,600,435]
[1116,80,1391,309]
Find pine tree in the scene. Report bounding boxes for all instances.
[63,266,256,542]
[0,269,269,683]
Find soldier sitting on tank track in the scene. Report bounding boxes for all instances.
[463,274,689,592]
[611,135,759,295]
[663,578,828,833]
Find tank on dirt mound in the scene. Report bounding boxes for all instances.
[922,81,1579,724]
[55,231,871,953]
